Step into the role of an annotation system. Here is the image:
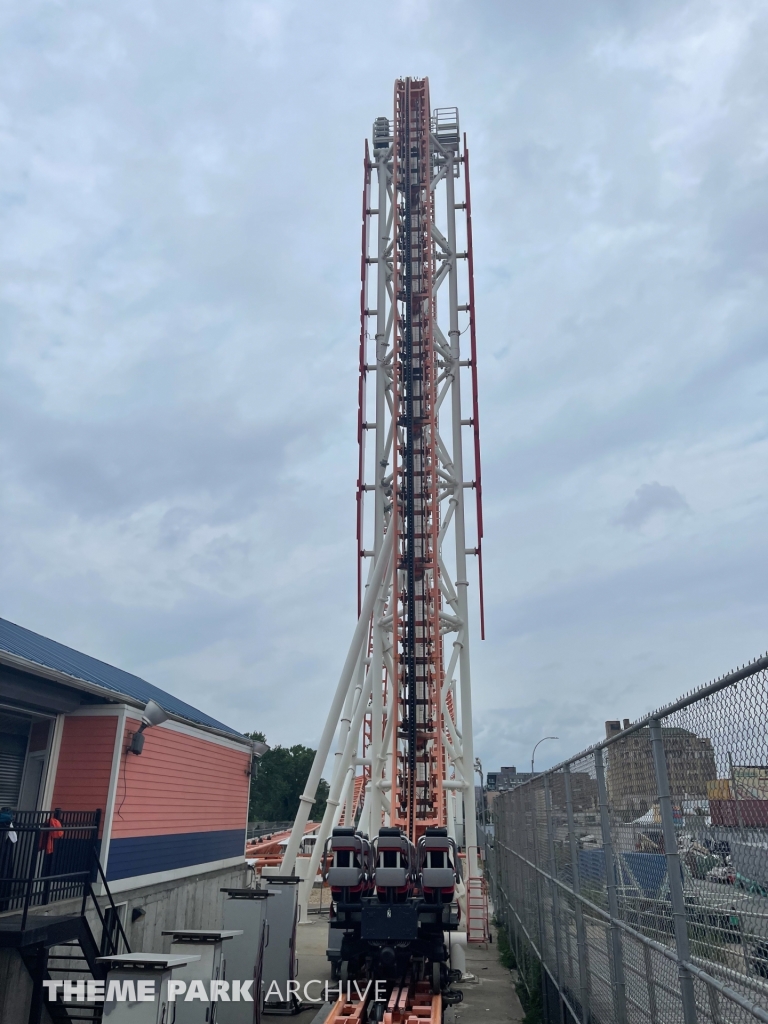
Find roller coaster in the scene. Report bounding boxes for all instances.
[280,76,486,1023]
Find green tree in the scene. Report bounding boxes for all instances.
[245,733,329,823]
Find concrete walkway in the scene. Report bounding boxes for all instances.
[292,914,525,1024]
[295,913,335,1018]
[452,940,525,1024]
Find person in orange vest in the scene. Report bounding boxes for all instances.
[40,808,65,904]
[40,808,64,856]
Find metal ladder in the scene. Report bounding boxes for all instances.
[466,874,489,944]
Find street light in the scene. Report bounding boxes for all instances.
[473,757,486,828]
[531,736,558,776]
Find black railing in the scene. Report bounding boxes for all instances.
[90,844,131,956]
[247,820,294,839]
[0,811,101,925]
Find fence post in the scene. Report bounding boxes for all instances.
[504,797,521,984]
[528,782,551,1022]
[20,827,40,933]
[706,983,722,1024]
[642,943,659,1024]
[501,807,509,934]
[508,798,517,939]
[543,774,565,1024]
[564,764,591,1024]
[649,717,698,1024]
[594,747,628,1024]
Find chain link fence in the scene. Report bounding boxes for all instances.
[485,652,768,1023]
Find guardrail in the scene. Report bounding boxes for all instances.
[247,821,294,840]
[0,809,130,955]
[1,811,101,917]
[486,652,768,1023]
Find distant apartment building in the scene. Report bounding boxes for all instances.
[549,770,598,813]
[485,767,525,809]
[485,765,597,813]
[605,719,717,816]
[486,767,531,792]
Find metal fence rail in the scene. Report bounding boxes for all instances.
[0,810,102,916]
[246,820,294,840]
[486,652,768,1023]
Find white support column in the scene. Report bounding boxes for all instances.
[445,788,457,846]
[455,773,466,847]
[445,149,478,875]
[280,527,393,875]
[333,764,355,830]
[330,647,363,794]
[298,643,378,907]
[358,781,372,838]
[369,142,392,840]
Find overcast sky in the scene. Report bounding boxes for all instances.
[1,0,767,775]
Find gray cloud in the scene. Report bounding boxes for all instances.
[615,482,691,529]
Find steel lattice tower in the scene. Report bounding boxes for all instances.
[282,77,484,894]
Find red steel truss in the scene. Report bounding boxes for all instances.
[390,78,443,840]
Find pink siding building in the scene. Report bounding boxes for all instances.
[0,617,254,890]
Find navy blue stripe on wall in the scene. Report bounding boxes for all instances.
[106,829,245,881]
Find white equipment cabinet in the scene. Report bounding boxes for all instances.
[261,877,301,1014]
[161,929,242,1024]
[217,888,272,1024]
[98,952,200,1023]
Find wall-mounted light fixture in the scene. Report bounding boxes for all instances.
[249,739,270,779]
[128,699,169,755]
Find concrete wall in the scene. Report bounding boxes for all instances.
[114,861,251,953]
[0,950,53,1024]
[0,861,251,1024]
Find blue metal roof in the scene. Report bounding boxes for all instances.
[0,617,245,740]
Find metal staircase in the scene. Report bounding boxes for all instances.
[1,811,130,1023]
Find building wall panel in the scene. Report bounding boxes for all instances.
[106,828,244,881]
[110,719,250,839]
[51,715,118,833]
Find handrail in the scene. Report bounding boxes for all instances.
[90,850,131,954]
[19,864,94,931]
[13,820,99,931]
[2,823,101,832]
[11,847,131,957]
[1,810,102,932]
[1,809,129,964]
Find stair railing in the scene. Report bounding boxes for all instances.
[0,811,101,931]
[84,853,131,956]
